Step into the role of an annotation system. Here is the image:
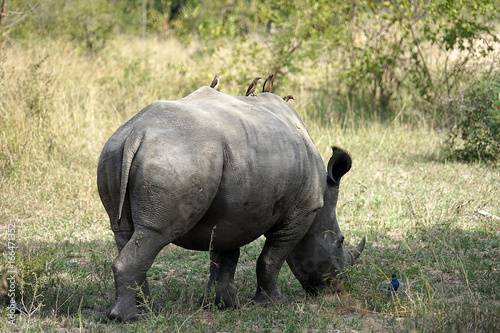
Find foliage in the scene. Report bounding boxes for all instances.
[3,0,179,51]
[172,0,500,120]
[60,0,116,54]
[172,0,255,42]
[446,75,500,163]
[1,0,116,53]
[2,1,499,121]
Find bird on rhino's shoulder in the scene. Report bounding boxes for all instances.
[283,95,294,102]
[262,73,275,92]
[245,76,262,96]
[210,72,220,90]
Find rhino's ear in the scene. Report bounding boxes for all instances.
[327,147,352,186]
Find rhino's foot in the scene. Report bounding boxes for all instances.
[200,283,240,309]
[107,301,147,322]
[251,290,290,306]
[202,249,240,309]
[217,284,240,308]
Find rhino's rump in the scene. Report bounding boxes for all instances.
[101,88,325,252]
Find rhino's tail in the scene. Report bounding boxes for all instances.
[118,130,144,222]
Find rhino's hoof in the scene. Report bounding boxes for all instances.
[251,291,289,306]
[199,293,240,309]
[200,283,240,309]
[107,305,146,322]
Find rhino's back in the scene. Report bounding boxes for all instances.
[99,87,326,251]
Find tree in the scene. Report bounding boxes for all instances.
[173,0,499,119]
[0,0,38,51]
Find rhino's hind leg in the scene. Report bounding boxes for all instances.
[201,248,240,308]
[107,227,169,322]
[112,229,151,308]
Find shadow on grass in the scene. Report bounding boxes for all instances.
[5,239,115,321]
[3,220,499,331]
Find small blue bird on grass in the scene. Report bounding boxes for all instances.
[387,274,399,296]
[14,302,28,315]
[8,299,28,315]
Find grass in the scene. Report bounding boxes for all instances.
[0,37,499,332]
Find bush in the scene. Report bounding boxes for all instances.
[447,75,500,164]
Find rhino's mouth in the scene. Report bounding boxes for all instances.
[321,269,350,294]
[314,236,366,293]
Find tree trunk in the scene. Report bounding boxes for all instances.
[141,0,147,40]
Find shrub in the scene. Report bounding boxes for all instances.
[447,75,500,164]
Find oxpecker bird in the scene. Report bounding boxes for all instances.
[210,72,220,89]
[245,77,262,96]
[283,95,295,102]
[262,73,275,92]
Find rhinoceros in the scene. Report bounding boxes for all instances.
[97,87,365,321]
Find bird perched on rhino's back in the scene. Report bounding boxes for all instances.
[283,95,294,102]
[210,72,220,90]
[245,76,262,96]
[262,73,275,92]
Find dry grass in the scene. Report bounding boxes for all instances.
[0,37,499,332]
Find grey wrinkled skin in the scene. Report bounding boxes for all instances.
[97,87,365,322]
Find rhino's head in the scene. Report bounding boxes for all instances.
[286,147,366,294]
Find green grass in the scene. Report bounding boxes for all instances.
[1,37,499,332]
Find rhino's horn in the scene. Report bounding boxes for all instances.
[345,236,366,266]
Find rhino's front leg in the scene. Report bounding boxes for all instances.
[107,227,168,322]
[252,240,290,305]
[252,211,317,305]
[201,248,240,308]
